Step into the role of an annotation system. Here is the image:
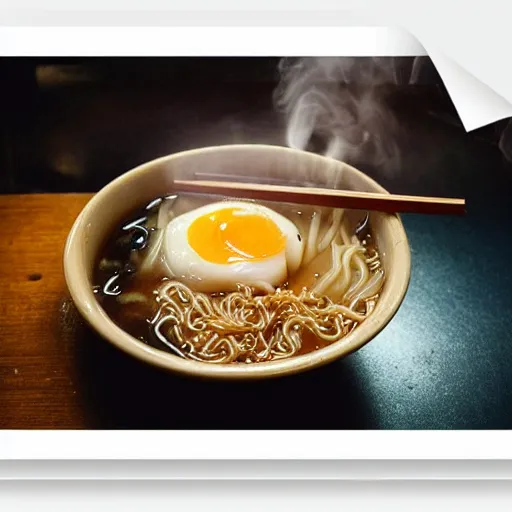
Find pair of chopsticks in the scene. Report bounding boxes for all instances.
[173,180,466,216]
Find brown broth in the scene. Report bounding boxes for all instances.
[93,193,382,363]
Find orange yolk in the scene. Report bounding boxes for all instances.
[187,207,286,264]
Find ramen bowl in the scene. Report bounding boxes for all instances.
[63,144,411,380]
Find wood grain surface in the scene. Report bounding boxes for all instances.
[0,193,366,429]
[0,194,92,428]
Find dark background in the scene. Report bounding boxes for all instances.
[1,56,511,429]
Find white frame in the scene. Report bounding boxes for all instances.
[0,26,425,56]
[1,24,509,480]
[1,431,510,460]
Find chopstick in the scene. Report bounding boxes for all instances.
[173,180,466,215]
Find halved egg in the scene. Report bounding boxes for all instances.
[163,201,304,293]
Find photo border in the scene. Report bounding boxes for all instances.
[0,24,506,481]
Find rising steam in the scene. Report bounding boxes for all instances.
[273,57,419,175]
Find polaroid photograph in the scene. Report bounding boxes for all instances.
[0,24,511,486]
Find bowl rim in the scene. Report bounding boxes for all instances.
[63,144,411,380]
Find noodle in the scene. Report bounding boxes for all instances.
[303,211,322,265]
[317,209,344,254]
[139,228,165,274]
[150,280,371,364]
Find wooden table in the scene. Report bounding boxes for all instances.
[0,194,93,428]
[1,193,365,429]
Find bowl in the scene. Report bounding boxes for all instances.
[64,144,411,380]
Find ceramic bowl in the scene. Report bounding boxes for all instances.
[64,144,411,379]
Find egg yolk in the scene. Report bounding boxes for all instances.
[187,207,286,264]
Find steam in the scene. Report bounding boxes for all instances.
[274,57,419,175]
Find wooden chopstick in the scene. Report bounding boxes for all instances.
[173,180,466,215]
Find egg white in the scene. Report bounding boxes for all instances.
[162,201,304,293]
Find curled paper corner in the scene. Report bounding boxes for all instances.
[417,42,512,132]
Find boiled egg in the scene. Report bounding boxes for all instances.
[163,201,304,293]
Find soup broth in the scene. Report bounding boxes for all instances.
[93,193,384,364]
